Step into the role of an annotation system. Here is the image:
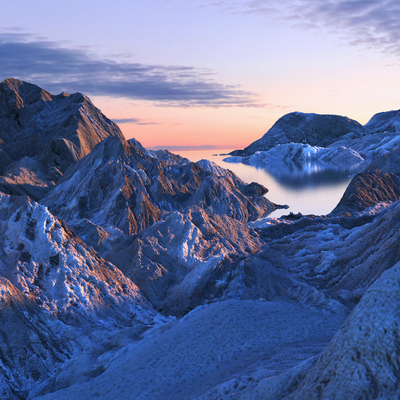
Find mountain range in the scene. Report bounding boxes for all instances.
[1,78,400,399]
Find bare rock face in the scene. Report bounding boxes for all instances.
[42,136,277,252]
[103,207,264,316]
[282,260,400,399]
[330,147,400,214]
[0,78,125,199]
[330,169,400,214]
[0,193,164,399]
[231,112,367,156]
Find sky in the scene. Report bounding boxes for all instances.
[1,0,400,150]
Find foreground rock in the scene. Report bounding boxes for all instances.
[33,300,346,400]
[281,260,400,399]
[0,193,163,399]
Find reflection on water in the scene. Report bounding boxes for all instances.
[174,149,357,218]
[234,161,365,190]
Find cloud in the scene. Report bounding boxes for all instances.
[112,118,160,126]
[0,32,262,108]
[205,0,400,56]
[288,0,400,56]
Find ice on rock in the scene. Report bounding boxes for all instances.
[224,143,365,179]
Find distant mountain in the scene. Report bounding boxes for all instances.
[0,78,124,199]
[365,109,400,133]
[231,111,368,156]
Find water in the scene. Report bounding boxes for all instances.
[175,149,355,218]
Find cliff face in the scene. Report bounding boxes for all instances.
[0,78,124,199]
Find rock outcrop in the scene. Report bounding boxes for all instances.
[0,193,163,399]
[364,108,400,133]
[231,112,367,156]
[0,78,124,199]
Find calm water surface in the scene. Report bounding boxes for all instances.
[175,149,355,218]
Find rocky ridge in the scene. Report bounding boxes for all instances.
[0,78,124,200]
[1,79,400,399]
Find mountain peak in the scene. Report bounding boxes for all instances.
[0,79,125,199]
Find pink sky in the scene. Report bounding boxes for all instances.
[1,1,399,150]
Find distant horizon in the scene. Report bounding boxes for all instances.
[1,75,397,152]
[148,144,231,151]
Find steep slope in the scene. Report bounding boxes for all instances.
[103,207,265,316]
[331,146,400,214]
[0,193,163,399]
[0,78,124,199]
[41,136,278,252]
[364,108,400,133]
[282,260,400,399]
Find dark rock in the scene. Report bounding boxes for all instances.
[0,78,125,199]
[331,169,400,214]
[240,181,268,197]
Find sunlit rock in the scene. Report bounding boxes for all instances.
[0,78,124,199]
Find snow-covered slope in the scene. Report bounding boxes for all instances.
[224,143,365,182]
[231,112,367,157]
[0,193,165,399]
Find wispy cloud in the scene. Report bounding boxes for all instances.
[112,118,160,126]
[204,0,400,56]
[0,32,263,108]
